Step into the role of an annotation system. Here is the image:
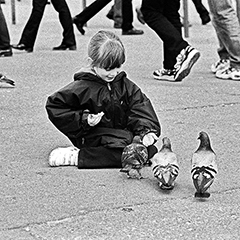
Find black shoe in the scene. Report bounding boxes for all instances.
[0,48,12,57]
[122,28,144,35]
[52,44,76,51]
[72,17,85,35]
[106,6,114,20]
[114,22,122,29]
[201,14,211,25]
[11,43,33,52]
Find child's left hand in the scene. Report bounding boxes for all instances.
[87,111,104,126]
[142,132,159,147]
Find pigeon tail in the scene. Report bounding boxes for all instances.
[192,171,214,194]
[154,165,178,190]
[194,192,211,198]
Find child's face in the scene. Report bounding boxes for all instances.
[93,66,121,82]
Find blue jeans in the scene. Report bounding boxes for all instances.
[0,4,11,49]
[207,0,240,68]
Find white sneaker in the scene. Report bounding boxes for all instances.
[174,46,200,81]
[153,68,175,81]
[216,67,240,80]
[49,146,79,167]
[211,59,230,73]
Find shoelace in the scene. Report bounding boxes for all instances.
[215,59,229,68]
[174,46,190,71]
[161,69,175,75]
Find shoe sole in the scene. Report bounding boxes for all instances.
[11,46,33,52]
[122,32,144,35]
[52,46,77,51]
[153,74,174,81]
[0,53,12,57]
[216,73,240,80]
[174,50,200,81]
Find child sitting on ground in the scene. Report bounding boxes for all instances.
[46,30,161,169]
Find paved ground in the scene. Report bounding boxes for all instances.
[1,0,240,239]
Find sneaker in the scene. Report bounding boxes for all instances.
[211,59,230,73]
[215,67,240,80]
[49,146,79,167]
[174,46,200,81]
[153,68,175,81]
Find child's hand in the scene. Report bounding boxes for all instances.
[87,111,104,126]
[142,132,158,147]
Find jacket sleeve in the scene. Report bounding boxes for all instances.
[45,82,91,139]
[126,82,161,137]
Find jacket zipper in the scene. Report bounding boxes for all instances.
[107,82,115,125]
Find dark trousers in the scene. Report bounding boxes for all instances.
[19,0,75,48]
[0,5,10,49]
[141,0,188,70]
[78,145,158,168]
[192,0,209,18]
[74,0,134,31]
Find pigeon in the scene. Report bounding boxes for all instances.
[0,73,15,87]
[120,136,148,179]
[191,131,218,198]
[151,137,179,190]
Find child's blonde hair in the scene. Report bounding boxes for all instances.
[88,30,126,70]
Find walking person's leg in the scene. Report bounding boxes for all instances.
[141,0,200,81]
[191,0,211,24]
[72,0,112,35]
[122,0,143,35]
[208,0,240,80]
[51,0,76,50]
[162,0,186,70]
[12,0,47,52]
[113,0,122,28]
[0,4,12,56]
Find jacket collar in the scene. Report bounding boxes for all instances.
[74,67,127,84]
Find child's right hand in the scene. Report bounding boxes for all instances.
[142,132,159,147]
[87,111,104,126]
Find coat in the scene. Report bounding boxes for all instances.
[46,69,161,149]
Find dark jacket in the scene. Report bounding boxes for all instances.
[46,69,161,149]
